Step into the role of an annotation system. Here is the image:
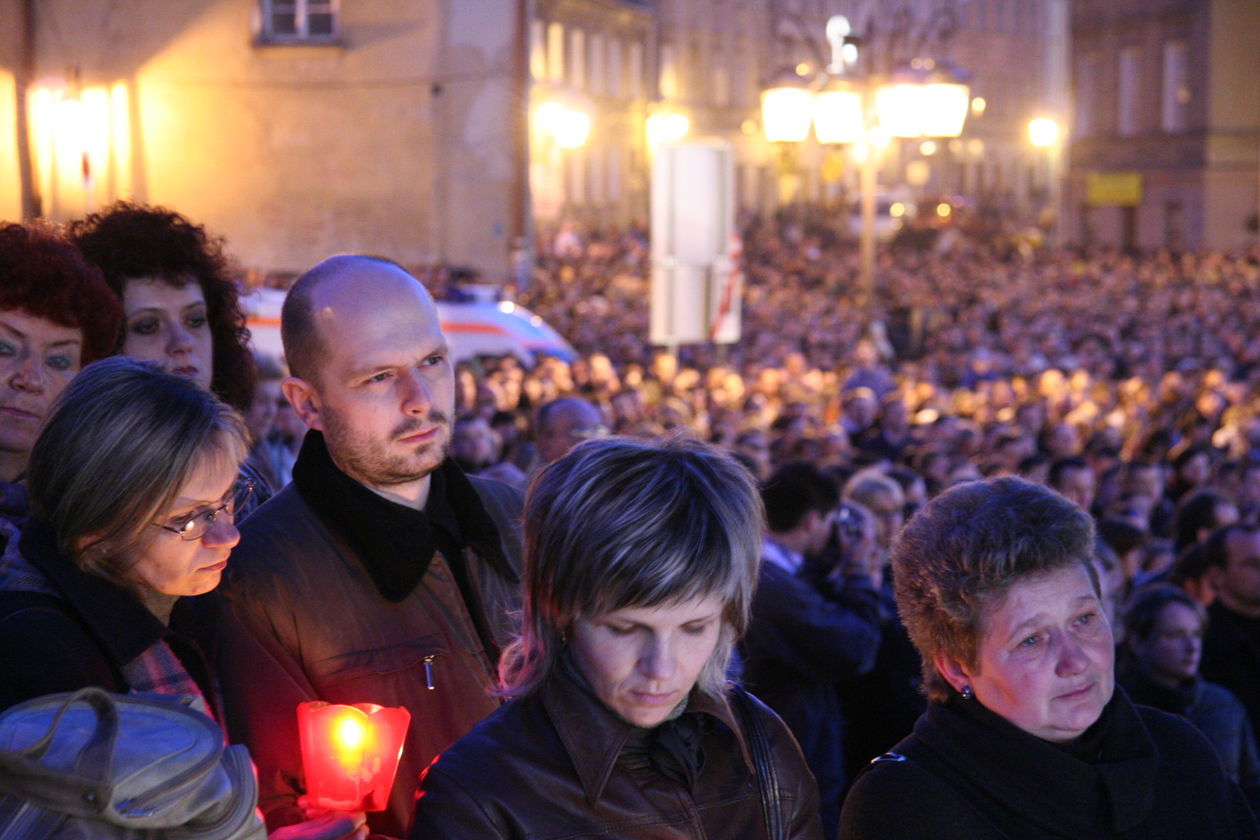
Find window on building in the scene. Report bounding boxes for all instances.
[607,38,623,98]
[589,143,605,205]
[1118,46,1141,136]
[1074,51,1099,138]
[607,145,622,203]
[686,42,705,101]
[569,28,586,89]
[530,20,547,80]
[628,41,643,99]
[547,22,565,83]
[259,0,338,42]
[567,148,587,205]
[1161,40,1189,133]
[730,56,747,107]
[659,43,678,99]
[713,63,730,107]
[589,33,605,97]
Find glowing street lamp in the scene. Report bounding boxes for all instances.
[646,110,691,148]
[813,79,864,145]
[535,100,591,149]
[1027,117,1064,246]
[875,60,971,139]
[1028,116,1060,148]
[760,70,815,144]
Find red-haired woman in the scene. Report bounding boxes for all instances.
[0,221,122,533]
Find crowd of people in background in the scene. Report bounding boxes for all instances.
[4,198,1260,838]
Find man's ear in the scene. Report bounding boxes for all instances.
[281,376,324,431]
[933,652,976,695]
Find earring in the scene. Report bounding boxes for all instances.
[960,685,974,701]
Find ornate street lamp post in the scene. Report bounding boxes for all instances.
[760,11,971,298]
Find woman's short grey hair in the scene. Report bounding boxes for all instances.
[893,476,1097,703]
[499,435,763,700]
[27,356,248,591]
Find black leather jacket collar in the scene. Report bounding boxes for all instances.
[540,661,754,808]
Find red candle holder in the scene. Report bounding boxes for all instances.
[297,701,411,812]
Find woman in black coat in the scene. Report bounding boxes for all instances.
[839,477,1257,839]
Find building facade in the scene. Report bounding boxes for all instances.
[1,0,527,280]
[1,0,1080,280]
[532,0,1070,230]
[1068,0,1260,251]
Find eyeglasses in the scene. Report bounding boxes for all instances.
[153,479,254,541]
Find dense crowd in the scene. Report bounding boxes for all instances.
[2,200,1260,839]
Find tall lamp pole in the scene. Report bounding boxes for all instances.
[761,11,971,300]
[1028,116,1062,248]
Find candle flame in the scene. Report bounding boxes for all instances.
[334,712,366,753]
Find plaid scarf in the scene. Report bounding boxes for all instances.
[0,525,215,723]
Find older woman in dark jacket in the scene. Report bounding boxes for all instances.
[840,477,1257,839]
[410,437,822,839]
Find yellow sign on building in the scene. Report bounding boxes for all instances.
[1086,171,1143,206]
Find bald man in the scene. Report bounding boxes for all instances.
[218,256,522,837]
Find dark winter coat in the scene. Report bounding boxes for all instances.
[409,664,824,840]
[1202,599,1260,753]
[740,557,880,837]
[839,688,1257,839]
[1121,667,1260,813]
[217,433,524,838]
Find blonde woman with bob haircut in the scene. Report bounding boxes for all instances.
[411,436,823,840]
[0,357,367,840]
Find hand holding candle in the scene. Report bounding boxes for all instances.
[297,702,411,812]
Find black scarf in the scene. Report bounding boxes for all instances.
[290,430,516,603]
[916,689,1157,835]
[559,650,709,793]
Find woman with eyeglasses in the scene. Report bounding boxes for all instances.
[0,355,250,713]
[0,357,366,840]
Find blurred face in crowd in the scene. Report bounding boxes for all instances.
[569,594,725,728]
[536,400,605,465]
[452,415,497,469]
[122,278,213,392]
[734,432,772,481]
[865,489,905,551]
[272,396,307,443]
[1177,452,1212,489]
[244,378,282,443]
[127,450,241,601]
[1054,465,1096,513]
[1134,602,1203,687]
[1212,530,1260,618]
[940,564,1113,743]
[0,309,83,482]
[1045,423,1081,458]
[285,261,454,503]
[836,505,879,576]
[1124,465,1164,501]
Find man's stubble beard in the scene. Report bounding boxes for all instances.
[323,406,452,489]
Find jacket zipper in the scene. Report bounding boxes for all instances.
[424,655,436,690]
